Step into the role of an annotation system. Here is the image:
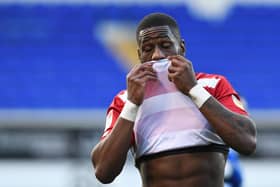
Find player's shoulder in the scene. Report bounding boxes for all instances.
[195,72,229,88]
[196,72,227,80]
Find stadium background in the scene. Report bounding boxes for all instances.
[0,0,279,186]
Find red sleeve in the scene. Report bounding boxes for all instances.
[100,90,135,146]
[212,76,248,115]
[101,91,125,139]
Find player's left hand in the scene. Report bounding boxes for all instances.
[167,55,197,95]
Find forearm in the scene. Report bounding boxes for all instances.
[91,118,134,183]
[200,97,257,155]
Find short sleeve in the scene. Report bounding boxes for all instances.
[100,91,136,146]
[101,90,126,139]
[214,76,248,115]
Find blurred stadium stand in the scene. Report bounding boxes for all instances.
[0,1,280,186]
[0,3,279,110]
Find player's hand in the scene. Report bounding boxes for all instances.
[126,62,157,105]
[167,55,197,95]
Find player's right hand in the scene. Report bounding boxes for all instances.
[126,62,157,105]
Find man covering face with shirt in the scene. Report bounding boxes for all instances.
[91,12,257,187]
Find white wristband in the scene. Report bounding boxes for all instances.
[189,84,211,108]
[120,100,139,122]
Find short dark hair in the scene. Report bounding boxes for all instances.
[136,13,181,42]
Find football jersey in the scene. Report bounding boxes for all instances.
[101,60,247,159]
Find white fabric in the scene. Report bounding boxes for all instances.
[189,84,211,108]
[133,59,225,158]
[120,99,139,122]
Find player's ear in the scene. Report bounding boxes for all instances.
[180,39,186,56]
[137,48,141,60]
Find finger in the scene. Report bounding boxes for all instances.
[140,63,156,73]
[168,71,179,82]
[129,68,157,82]
[173,55,186,61]
[132,75,157,87]
[141,75,158,83]
[168,71,179,77]
[135,71,157,81]
[168,65,180,74]
[168,55,190,66]
[168,57,182,67]
[128,63,155,79]
[168,74,172,82]
[142,61,155,66]
[128,64,142,76]
[167,55,180,62]
[168,55,185,61]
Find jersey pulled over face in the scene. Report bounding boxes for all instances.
[138,25,182,63]
[102,70,248,159]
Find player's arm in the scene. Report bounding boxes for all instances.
[168,55,256,155]
[91,113,135,184]
[198,92,256,155]
[91,63,157,183]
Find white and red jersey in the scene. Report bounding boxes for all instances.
[101,62,247,159]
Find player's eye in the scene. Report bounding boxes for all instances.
[161,42,172,49]
[142,45,153,52]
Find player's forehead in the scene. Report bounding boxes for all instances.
[138,25,175,43]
